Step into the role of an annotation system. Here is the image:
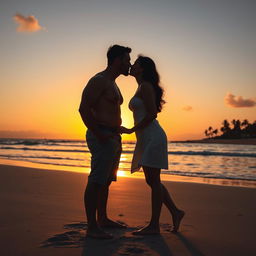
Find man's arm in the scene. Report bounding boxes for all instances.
[79,76,107,138]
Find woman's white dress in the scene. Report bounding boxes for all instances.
[129,96,169,172]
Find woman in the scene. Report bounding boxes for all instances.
[120,56,185,235]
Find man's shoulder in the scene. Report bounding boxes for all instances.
[87,72,109,87]
[89,72,103,82]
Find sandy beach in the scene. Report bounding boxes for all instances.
[0,164,256,256]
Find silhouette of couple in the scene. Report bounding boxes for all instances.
[79,45,184,239]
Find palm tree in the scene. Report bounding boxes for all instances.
[241,120,250,137]
[206,119,255,139]
[235,120,241,131]
[213,129,218,137]
[222,120,230,129]
[221,119,231,137]
[249,121,256,138]
[231,119,236,129]
[241,119,249,129]
[208,126,213,138]
[232,120,241,138]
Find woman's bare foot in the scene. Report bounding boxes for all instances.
[98,218,127,229]
[86,227,113,239]
[132,225,160,235]
[172,210,185,233]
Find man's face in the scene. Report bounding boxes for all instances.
[129,59,142,77]
[120,53,131,76]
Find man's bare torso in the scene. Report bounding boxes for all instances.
[90,72,123,127]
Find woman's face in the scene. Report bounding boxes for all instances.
[130,59,143,77]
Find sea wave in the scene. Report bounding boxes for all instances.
[0,139,84,147]
[0,146,89,153]
[169,151,256,158]
[1,146,255,158]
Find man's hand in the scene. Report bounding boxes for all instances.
[119,126,133,134]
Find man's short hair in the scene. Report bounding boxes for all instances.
[107,45,131,66]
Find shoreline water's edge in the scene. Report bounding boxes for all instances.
[172,138,256,145]
[1,160,255,189]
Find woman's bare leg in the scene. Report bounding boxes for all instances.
[133,166,162,235]
[133,166,185,235]
[161,183,185,232]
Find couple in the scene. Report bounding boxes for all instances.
[79,45,184,239]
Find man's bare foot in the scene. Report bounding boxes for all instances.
[98,218,127,229]
[172,210,185,233]
[132,225,160,235]
[86,228,113,239]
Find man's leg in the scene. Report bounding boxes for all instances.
[96,136,126,228]
[96,183,109,223]
[84,182,113,238]
[97,181,127,228]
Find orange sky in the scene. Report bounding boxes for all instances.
[0,0,255,141]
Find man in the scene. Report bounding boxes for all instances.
[79,45,131,239]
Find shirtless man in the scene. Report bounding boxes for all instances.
[79,45,131,239]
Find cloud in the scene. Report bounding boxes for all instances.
[13,13,45,32]
[225,93,256,108]
[182,105,193,111]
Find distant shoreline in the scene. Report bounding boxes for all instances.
[172,138,256,145]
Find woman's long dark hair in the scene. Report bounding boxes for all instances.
[137,55,165,112]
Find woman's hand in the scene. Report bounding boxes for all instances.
[119,126,133,134]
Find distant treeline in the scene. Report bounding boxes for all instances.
[204,119,256,139]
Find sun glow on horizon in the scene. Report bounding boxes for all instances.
[117,170,126,177]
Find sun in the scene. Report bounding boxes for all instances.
[117,170,126,177]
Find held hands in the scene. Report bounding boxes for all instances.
[95,126,134,142]
[119,126,133,134]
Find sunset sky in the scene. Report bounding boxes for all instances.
[0,0,255,141]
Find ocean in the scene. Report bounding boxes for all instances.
[0,138,255,187]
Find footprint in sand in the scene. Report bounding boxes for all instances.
[64,222,87,230]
